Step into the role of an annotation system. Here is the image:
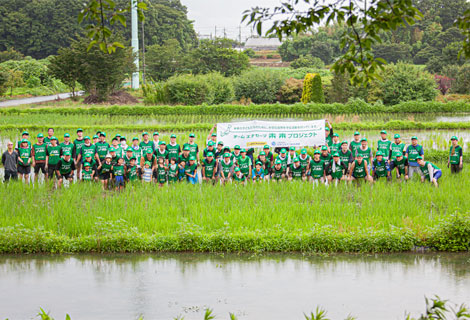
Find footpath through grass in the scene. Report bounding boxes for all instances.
[1,168,469,254]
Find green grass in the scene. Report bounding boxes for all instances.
[1,169,469,253]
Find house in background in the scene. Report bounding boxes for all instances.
[244,37,282,51]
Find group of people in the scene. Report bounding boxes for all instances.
[1,123,464,189]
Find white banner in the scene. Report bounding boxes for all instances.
[217,120,326,149]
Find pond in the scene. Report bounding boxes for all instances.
[1,253,469,320]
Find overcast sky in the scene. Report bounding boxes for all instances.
[182,0,285,40]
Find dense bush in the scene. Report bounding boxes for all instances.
[446,64,470,94]
[301,73,325,103]
[233,68,285,103]
[277,78,303,103]
[0,58,51,85]
[281,67,331,80]
[290,55,325,69]
[203,72,235,104]
[164,74,210,105]
[0,48,24,64]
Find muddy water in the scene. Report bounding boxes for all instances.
[0,253,469,320]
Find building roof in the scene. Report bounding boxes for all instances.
[245,37,282,48]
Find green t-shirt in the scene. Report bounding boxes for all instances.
[449,145,463,164]
[100,162,112,174]
[237,156,252,176]
[183,143,199,158]
[203,158,217,178]
[390,142,406,160]
[353,160,366,178]
[58,158,74,175]
[234,173,246,182]
[329,161,346,179]
[393,157,408,175]
[350,141,361,156]
[373,158,388,177]
[95,142,110,160]
[178,153,190,165]
[420,161,440,180]
[74,138,85,158]
[407,144,423,162]
[271,166,285,180]
[155,149,169,162]
[81,144,96,160]
[166,144,181,161]
[309,159,325,179]
[184,163,197,176]
[82,168,94,181]
[130,146,141,164]
[339,150,352,164]
[32,143,47,161]
[220,160,233,177]
[356,147,372,163]
[139,141,154,155]
[276,155,288,172]
[18,147,31,166]
[112,145,123,159]
[113,165,125,176]
[60,142,74,157]
[320,154,332,168]
[46,145,61,165]
[299,155,311,172]
[126,165,139,181]
[168,164,179,182]
[377,140,392,159]
[157,165,167,183]
[330,142,341,154]
[289,163,304,179]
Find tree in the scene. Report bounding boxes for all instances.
[48,47,81,96]
[301,73,325,103]
[373,43,412,63]
[290,55,325,69]
[0,70,8,96]
[5,69,24,96]
[145,39,183,81]
[0,48,24,63]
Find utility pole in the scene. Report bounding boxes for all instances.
[141,19,146,86]
[131,0,140,89]
[239,25,242,47]
[214,26,217,39]
[223,27,226,38]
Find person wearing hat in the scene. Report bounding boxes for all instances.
[372,151,390,181]
[276,148,289,172]
[108,147,119,168]
[152,132,160,151]
[82,151,98,181]
[110,136,123,159]
[155,156,168,187]
[325,152,349,185]
[16,131,31,151]
[73,129,85,179]
[349,131,362,156]
[356,138,373,171]
[120,136,128,151]
[56,151,76,188]
[348,152,373,183]
[185,155,198,184]
[142,161,153,183]
[123,147,135,166]
[16,139,32,183]
[97,153,113,190]
[232,145,242,164]
[257,151,271,180]
[155,141,169,165]
[448,136,463,173]
[405,136,424,179]
[324,119,333,148]
[287,146,298,165]
[339,141,353,167]
[233,167,247,185]
[288,157,306,181]
[183,133,199,163]
[203,141,217,158]
[77,136,96,170]
[206,124,218,145]
[95,132,110,165]
[202,152,217,183]
[252,161,265,182]
[298,148,311,174]
[237,148,252,178]
[126,157,139,182]
[141,148,156,171]
[167,134,181,163]
[178,145,191,165]
[1,141,19,182]
[32,133,47,183]
[139,132,154,156]
[60,133,74,160]
[112,157,126,191]
[417,156,441,187]
[219,152,234,184]
[391,151,408,181]
[389,134,406,170]
[130,137,141,166]
[44,128,55,146]
[309,150,326,186]
[215,141,225,161]
[261,145,274,167]
[271,159,286,181]
[81,162,95,182]
[167,157,179,184]
[377,130,391,161]
[330,133,341,154]
[46,137,61,181]
[320,146,332,167]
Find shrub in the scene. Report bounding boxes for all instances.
[0,71,7,96]
[26,76,41,88]
[164,74,210,105]
[277,78,303,103]
[243,48,256,58]
[233,68,285,103]
[453,64,470,94]
[142,81,169,104]
[301,73,325,103]
[0,58,50,84]
[203,72,235,104]
[282,67,331,79]
[290,55,325,69]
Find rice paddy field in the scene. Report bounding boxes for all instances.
[1,101,469,254]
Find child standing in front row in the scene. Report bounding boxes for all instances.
[142,161,153,183]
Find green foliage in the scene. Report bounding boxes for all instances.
[142,81,168,104]
[277,78,303,104]
[164,74,210,105]
[4,69,24,96]
[0,70,8,96]
[373,43,412,64]
[0,47,24,63]
[372,63,438,105]
[301,73,325,104]
[233,68,284,103]
[48,47,81,95]
[444,64,470,94]
[290,55,325,69]
[203,72,235,105]
[145,39,183,81]
[427,213,470,251]
[243,48,256,58]
[0,59,51,85]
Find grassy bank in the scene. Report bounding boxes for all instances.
[1,170,469,253]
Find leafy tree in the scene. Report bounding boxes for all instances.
[0,70,8,96]
[310,41,333,64]
[373,43,412,63]
[243,48,256,58]
[145,39,183,81]
[4,69,24,96]
[0,48,24,63]
[290,55,325,69]
[48,47,81,96]
[301,73,324,103]
[234,69,284,103]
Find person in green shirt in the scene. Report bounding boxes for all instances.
[178,146,191,165]
[232,145,242,164]
[309,150,326,187]
[261,145,274,167]
[56,151,76,188]
[372,151,390,181]
[349,131,362,156]
[325,119,333,149]
[44,128,55,146]
[202,152,217,183]
[139,132,154,156]
[126,157,139,183]
[167,157,179,184]
[97,154,112,190]
[391,152,409,181]
[288,157,306,181]
[448,136,463,173]
[389,133,407,169]
[276,148,289,172]
[330,133,341,154]
[339,141,353,168]
[377,130,392,160]
[233,167,247,185]
[81,162,95,182]
[130,137,141,167]
[219,152,234,184]
[185,156,198,184]
[325,153,349,186]
[348,153,373,183]
[320,146,332,167]
[73,128,85,178]
[46,137,61,180]
[287,146,298,165]
[32,133,47,183]
[77,136,96,166]
[271,159,286,181]
[141,148,156,170]
[417,156,442,187]
[95,132,110,164]
[17,139,32,183]
[203,141,217,157]
[257,151,271,180]
[167,134,181,162]
[298,148,311,174]
[155,157,168,187]
[108,147,119,168]
[16,131,31,151]
[237,149,252,178]
[183,133,199,162]
[356,138,373,170]
[123,148,134,167]
[155,141,169,165]
[110,136,123,159]
[60,133,74,158]
[112,157,126,191]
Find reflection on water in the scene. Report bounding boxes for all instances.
[0,253,469,320]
